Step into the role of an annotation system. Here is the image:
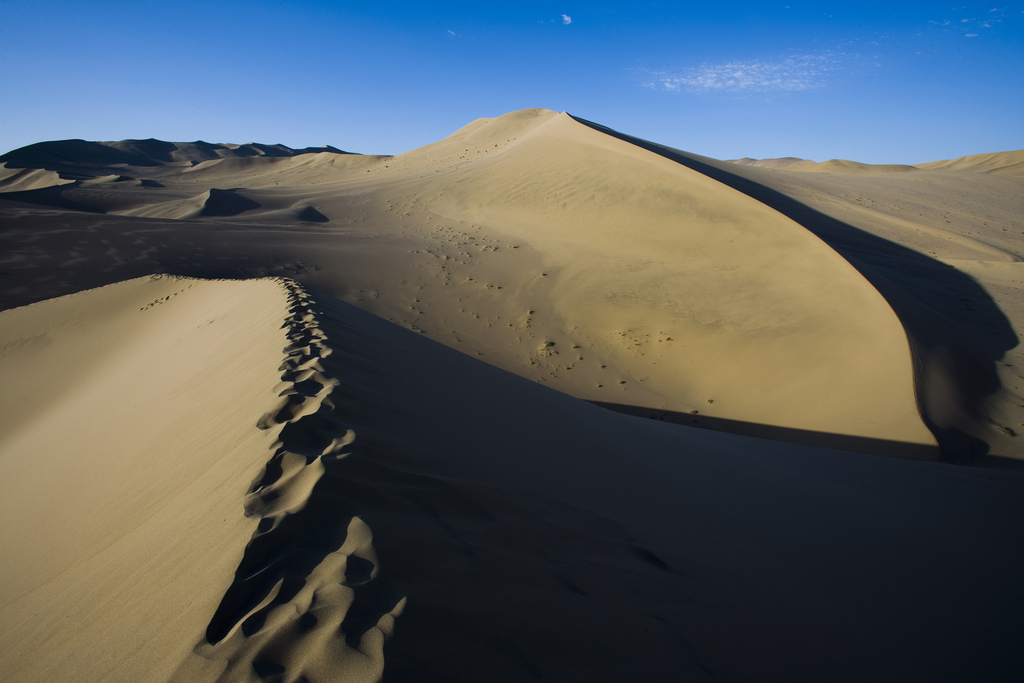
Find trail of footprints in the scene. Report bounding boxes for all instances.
[188,279,404,683]
[251,283,347,518]
[139,282,192,310]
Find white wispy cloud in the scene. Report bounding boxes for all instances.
[446,29,457,36]
[562,14,572,25]
[930,9,1004,32]
[966,33,979,36]
[642,54,840,94]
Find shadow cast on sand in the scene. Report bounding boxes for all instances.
[590,401,1024,471]
[572,115,1018,464]
[590,401,938,459]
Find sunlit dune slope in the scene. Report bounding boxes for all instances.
[0,276,291,682]
[361,109,932,446]
[0,164,74,192]
[656,136,1024,461]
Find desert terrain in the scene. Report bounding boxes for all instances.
[1,109,1023,681]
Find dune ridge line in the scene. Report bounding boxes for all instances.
[181,279,405,683]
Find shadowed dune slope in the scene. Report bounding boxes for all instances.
[119,188,262,219]
[0,139,349,169]
[1,277,1023,683]
[0,139,353,188]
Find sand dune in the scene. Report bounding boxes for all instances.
[0,164,74,192]
[2,110,1020,464]
[0,139,348,173]
[787,158,920,174]
[915,148,1024,176]
[0,276,291,681]
[728,156,814,170]
[385,109,930,446]
[3,109,1024,680]
[1,276,1022,682]
[0,109,941,455]
[120,187,263,219]
[731,150,1024,177]
[571,115,1024,462]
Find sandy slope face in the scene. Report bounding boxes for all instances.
[705,153,1024,459]
[0,164,73,192]
[0,166,72,193]
[0,276,293,683]
[0,109,935,452]
[355,110,931,445]
[0,277,408,683]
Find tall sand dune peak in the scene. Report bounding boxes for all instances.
[380,108,936,450]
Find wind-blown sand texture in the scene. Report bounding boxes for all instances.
[2,110,1023,681]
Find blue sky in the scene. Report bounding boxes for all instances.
[1,1,1021,163]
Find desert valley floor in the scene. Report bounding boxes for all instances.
[1,109,1023,682]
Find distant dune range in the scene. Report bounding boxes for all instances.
[2,110,1024,681]
[730,149,1024,176]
